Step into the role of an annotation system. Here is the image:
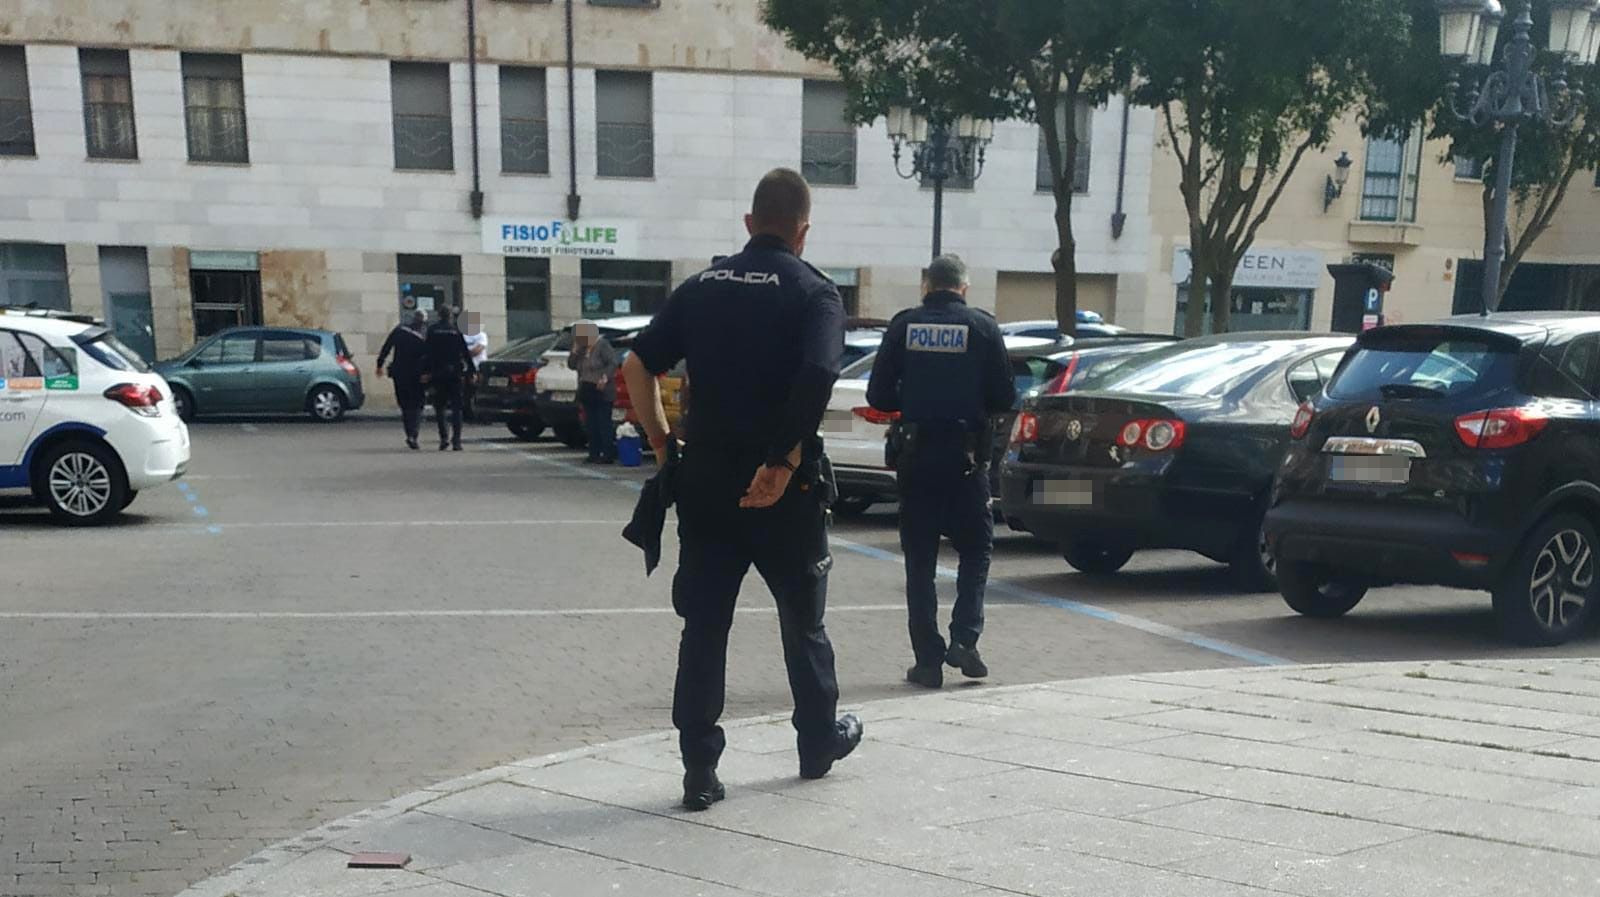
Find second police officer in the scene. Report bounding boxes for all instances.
[621,168,864,812]
[867,254,1016,689]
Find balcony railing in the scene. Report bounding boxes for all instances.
[394,113,454,171]
[501,117,549,174]
[186,106,248,163]
[801,131,856,186]
[86,103,137,159]
[597,122,653,178]
[0,98,36,156]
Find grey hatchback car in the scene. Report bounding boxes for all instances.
[155,327,365,422]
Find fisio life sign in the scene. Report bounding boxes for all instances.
[482,218,639,258]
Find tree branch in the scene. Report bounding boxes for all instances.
[1234,134,1318,264]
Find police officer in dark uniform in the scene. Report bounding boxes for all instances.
[867,254,1015,689]
[621,168,863,812]
[376,310,429,450]
[422,306,475,451]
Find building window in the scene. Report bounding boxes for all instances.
[500,66,548,175]
[0,45,35,157]
[595,71,653,178]
[1593,169,1600,189]
[1454,155,1485,181]
[801,81,855,187]
[0,243,68,310]
[182,53,248,163]
[1036,99,1093,193]
[1360,124,1423,223]
[589,0,660,6]
[392,62,453,171]
[81,49,137,160]
[505,257,552,340]
[580,259,669,317]
[189,267,262,338]
[921,154,975,191]
[397,254,462,324]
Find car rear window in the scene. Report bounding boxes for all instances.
[1327,332,1517,401]
[72,328,150,373]
[1074,341,1305,397]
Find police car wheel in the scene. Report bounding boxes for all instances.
[35,440,130,527]
[1061,540,1134,575]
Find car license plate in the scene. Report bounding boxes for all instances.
[486,376,508,388]
[549,390,574,403]
[1033,478,1096,507]
[1329,455,1411,485]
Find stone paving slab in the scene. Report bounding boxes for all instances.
[174,659,1600,897]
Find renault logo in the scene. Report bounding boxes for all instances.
[1365,406,1382,434]
[1065,419,1083,440]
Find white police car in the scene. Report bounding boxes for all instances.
[0,308,189,525]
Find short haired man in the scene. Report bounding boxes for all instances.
[867,254,1016,688]
[622,168,863,811]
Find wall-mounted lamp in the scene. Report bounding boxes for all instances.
[1324,151,1354,212]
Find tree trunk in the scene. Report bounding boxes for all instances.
[1209,265,1235,335]
[1053,202,1079,338]
[1182,239,1209,338]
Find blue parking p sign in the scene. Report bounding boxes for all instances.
[1365,288,1381,312]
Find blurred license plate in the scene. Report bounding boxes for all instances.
[486,376,508,388]
[1034,479,1096,507]
[549,391,574,403]
[1329,456,1411,484]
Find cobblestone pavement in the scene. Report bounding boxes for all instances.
[182,659,1600,897]
[4,419,1597,897]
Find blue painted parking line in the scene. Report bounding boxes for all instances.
[177,480,220,534]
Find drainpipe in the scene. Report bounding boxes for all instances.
[1111,95,1130,239]
[467,0,484,218]
[565,0,581,221]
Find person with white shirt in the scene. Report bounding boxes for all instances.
[461,311,489,422]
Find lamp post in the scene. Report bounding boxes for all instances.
[1436,0,1600,313]
[887,108,994,258]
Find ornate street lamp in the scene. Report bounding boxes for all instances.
[1437,0,1600,313]
[887,107,995,258]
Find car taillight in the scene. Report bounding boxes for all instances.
[1290,402,1315,439]
[1010,411,1039,445]
[852,406,900,426]
[105,383,164,417]
[1455,407,1548,449]
[509,368,538,386]
[1042,354,1080,395]
[1116,418,1187,452]
[336,353,360,377]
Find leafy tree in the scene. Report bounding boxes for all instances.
[1124,0,1421,335]
[761,0,1131,336]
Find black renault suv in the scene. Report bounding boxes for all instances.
[1267,313,1600,645]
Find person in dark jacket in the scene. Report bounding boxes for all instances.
[621,168,863,812]
[867,254,1016,689]
[376,310,429,450]
[568,320,620,464]
[422,306,476,452]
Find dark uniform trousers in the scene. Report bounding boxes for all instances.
[394,380,425,441]
[670,450,839,770]
[895,432,993,667]
[430,377,465,445]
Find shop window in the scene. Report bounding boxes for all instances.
[505,256,552,340]
[500,66,548,174]
[0,243,68,310]
[392,62,453,171]
[1360,124,1423,223]
[1036,99,1093,193]
[397,254,462,324]
[1174,285,1313,335]
[81,49,137,160]
[0,45,35,156]
[190,267,262,338]
[801,81,855,187]
[596,71,652,178]
[580,259,670,317]
[182,53,248,163]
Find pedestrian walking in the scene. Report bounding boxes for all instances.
[568,320,619,464]
[620,167,863,811]
[462,311,489,422]
[422,305,475,452]
[866,254,1016,689]
[376,310,429,450]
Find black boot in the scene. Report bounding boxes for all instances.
[681,767,725,811]
[799,714,864,780]
[945,642,989,679]
[905,664,944,689]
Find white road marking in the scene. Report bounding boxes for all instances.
[0,604,947,621]
[240,423,259,433]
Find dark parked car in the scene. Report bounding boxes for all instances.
[475,332,560,441]
[155,326,364,422]
[1267,313,1600,645]
[994,337,1180,531]
[1001,333,1352,588]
